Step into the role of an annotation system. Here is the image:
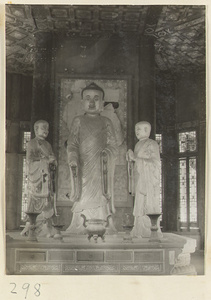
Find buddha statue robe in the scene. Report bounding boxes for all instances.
[66,114,118,234]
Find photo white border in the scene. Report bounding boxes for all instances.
[0,0,210,299]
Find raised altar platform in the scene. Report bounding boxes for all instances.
[6,232,197,275]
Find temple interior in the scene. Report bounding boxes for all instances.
[5,5,206,275]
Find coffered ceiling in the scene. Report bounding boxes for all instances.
[6,5,205,75]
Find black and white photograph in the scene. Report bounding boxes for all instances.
[2,2,209,295]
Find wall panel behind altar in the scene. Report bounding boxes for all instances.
[56,78,132,208]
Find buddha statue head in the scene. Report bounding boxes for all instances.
[81,82,104,114]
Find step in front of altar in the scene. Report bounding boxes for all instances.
[6,233,197,275]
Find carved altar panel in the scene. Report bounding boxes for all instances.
[56,77,131,207]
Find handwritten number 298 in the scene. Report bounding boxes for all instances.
[10,283,41,298]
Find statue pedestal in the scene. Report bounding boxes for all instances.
[6,232,197,275]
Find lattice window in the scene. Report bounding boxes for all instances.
[178,130,198,230]
[21,131,31,221]
[155,133,162,154]
[159,158,163,219]
[21,157,28,220]
[189,157,197,223]
[21,131,31,152]
[179,131,197,153]
[155,134,163,218]
[179,158,187,223]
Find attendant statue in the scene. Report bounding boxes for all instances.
[66,82,118,234]
[126,121,162,238]
[21,120,57,237]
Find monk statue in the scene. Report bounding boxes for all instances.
[126,121,162,238]
[21,120,57,237]
[66,82,118,234]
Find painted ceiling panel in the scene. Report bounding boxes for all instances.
[5,5,205,75]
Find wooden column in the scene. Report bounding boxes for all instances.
[156,70,178,232]
[162,129,178,232]
[6,74,21,230]
[138,36,156,137]
[31,32,54,142]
